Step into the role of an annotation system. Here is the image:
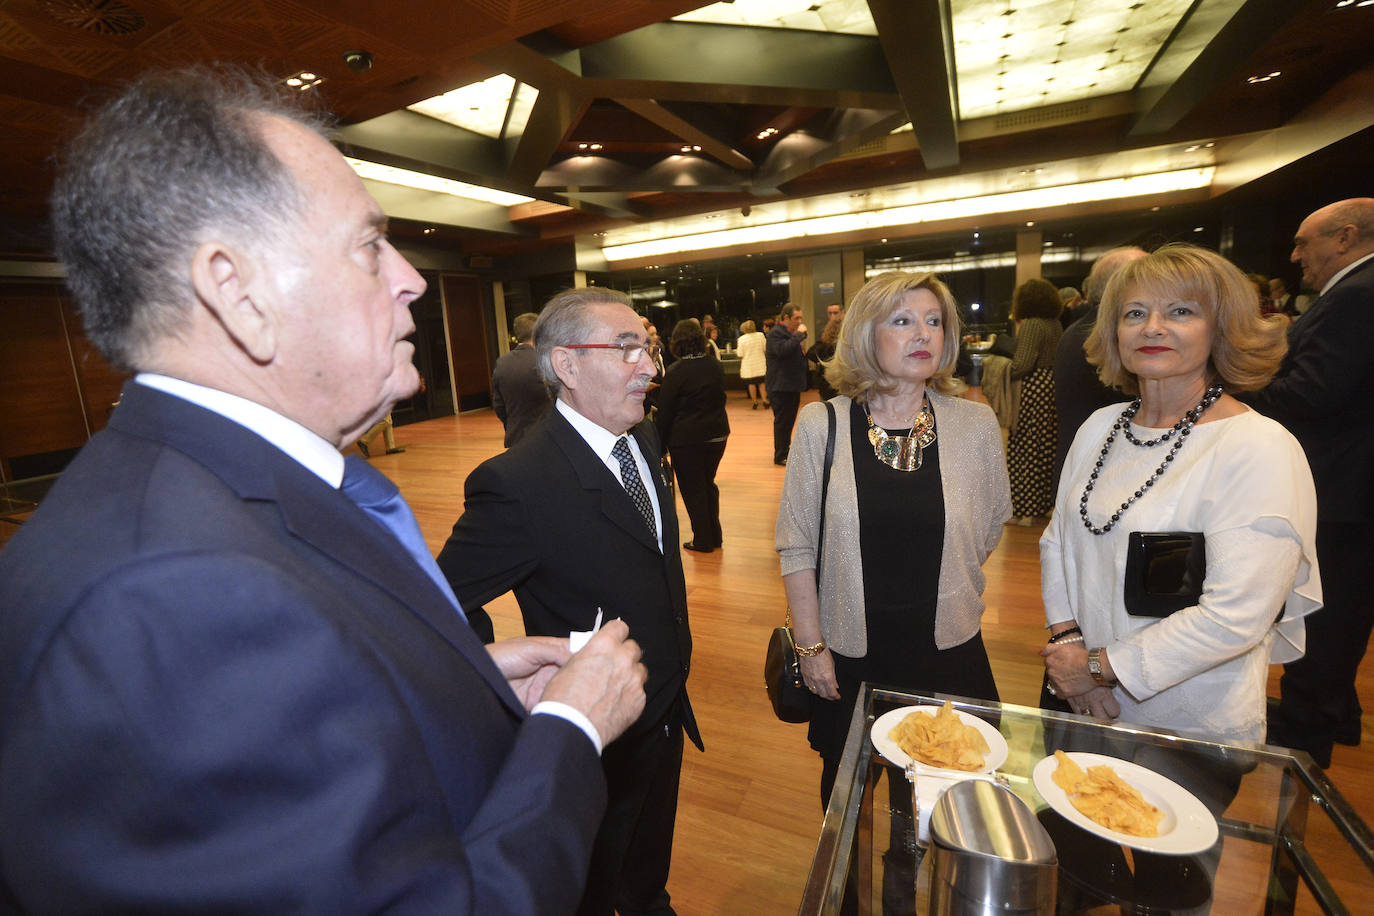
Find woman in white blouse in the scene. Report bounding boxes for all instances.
[735,319,768,408]
[1041,244,1321,745]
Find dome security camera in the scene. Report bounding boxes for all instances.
[343,50,374,73]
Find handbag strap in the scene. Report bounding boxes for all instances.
[784,400,837,633]
[816,399,836,589]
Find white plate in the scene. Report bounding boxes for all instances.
[870,705,1009,775]
[1032,751,1219,855]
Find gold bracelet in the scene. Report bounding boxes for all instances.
[793,639,827,657]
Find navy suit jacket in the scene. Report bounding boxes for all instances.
[765,324,809,392]
[0,383,604,913]
[1246,257,1374,525]
[438,408,701,750]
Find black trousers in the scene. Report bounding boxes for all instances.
[670,440,726,548]
[576,702,684,916]
[771,390,802,463]
[1272,520,1374,767]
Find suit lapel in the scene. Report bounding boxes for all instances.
[633,421,679,548]
[111,384,525,717]
[547,410,664,554]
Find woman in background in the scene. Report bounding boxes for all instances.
[775,271,1010,805]
[736,319,768,408]
[1005,277,1063,525]
[657,319,730,553]
[807,314,844,401]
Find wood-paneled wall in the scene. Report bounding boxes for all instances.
[0,280,127,474]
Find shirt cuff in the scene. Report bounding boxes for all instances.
[531,701,603,755]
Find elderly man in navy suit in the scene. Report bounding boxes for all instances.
[1250,198,1374,768]
[439,287,701,916]
[0,68,647,913]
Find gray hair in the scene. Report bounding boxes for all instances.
[1083,247,1147,306]
[533,287,633,394]
[50,65,329,370]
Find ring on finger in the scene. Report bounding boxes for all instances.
[1046,682,1058,697]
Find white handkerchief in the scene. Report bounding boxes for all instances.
[569,608,604,653]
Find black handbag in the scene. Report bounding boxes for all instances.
[1124,531,1206,618]
[764,401,836,723]
[765,611,810,723]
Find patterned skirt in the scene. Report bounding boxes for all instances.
[1007,366,1057,518]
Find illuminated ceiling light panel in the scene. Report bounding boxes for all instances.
[345,157,534,207]
[601,167,1213,261]
[953,0,1194,120]
[673,0,876,34]
[407,74,537,139]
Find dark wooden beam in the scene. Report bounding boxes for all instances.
[614,99,754,170]
[868,0,960,169]
[1131,0,1307,137]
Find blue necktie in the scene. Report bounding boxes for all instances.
[340,456,464,616]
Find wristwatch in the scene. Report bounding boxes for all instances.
[1087,648,1115,686]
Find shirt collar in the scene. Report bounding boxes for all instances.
[134,373,346,487]
[556,397,631,459]
[1321,251,1374,296]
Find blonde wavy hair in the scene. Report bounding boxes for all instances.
[1085,243,1288,396]
[826,271,966,400]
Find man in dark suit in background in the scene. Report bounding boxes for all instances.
[765,302,809,465]
[1251,198,1374,768]
[1051,247,1145,484]
[1269,276,1299,317]
[491,310,550,447]
[438,287,701,916]
[0,68,647,913]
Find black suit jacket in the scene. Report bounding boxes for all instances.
[0,383,603,913]
[438,408,702,749]
[655,355,729,448]
[491,343,551,448]
[1246,257,1374,524]
[1053,302,1129,484]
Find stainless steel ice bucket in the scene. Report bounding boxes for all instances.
[927,779,1057,915]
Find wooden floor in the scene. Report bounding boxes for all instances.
[374,392,1374,914]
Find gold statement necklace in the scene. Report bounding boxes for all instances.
[864,396,936,471]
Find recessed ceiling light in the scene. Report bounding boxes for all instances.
[589,143,603,151]
[1026,220,1035,227]
[1193,226,1204,232]
[282,70,324,91]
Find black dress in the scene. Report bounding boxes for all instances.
[808,400,1000,766]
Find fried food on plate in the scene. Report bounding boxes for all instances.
[1052,750,1163,837]
[890,700,991,771]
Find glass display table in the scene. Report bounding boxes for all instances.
[799,686,1374,914]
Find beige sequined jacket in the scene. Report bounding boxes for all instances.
[775,393,1012,655]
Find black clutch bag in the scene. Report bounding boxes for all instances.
[764,622,810,723]
[1124,531,1206,618]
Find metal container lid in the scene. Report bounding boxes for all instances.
[929,779,1057,913]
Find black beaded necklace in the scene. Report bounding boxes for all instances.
[1079,384,1224,536]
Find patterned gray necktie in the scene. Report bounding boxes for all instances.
[611,436,657,538]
